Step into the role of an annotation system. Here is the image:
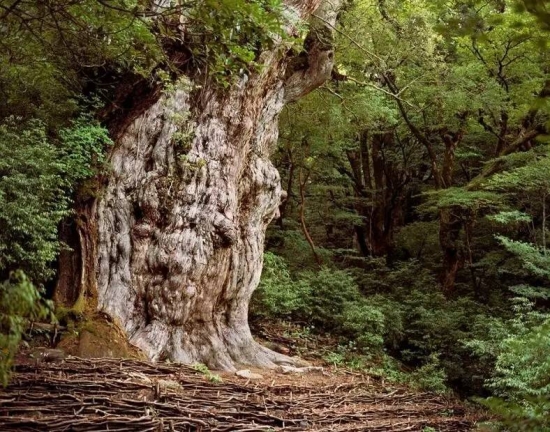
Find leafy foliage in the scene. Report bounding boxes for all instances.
[490,320,550,400]
[466,300,550,429]
[185,0,289,83]
[0,0,162,126]
[252,252,309,318]
[0,118,111,283]
[0,271,53,386]
[0,120,68,282]
[252,254,386,352]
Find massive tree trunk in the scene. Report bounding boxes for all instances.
[57,0,341,370]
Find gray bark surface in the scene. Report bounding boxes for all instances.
[93,0,341,370]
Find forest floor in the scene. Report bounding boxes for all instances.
[0,322,485,431]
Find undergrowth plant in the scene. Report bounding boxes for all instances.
[252,253,386,352]
[0,271,53,386]
[192,363,223,383]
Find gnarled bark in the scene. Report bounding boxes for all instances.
[59,0,342,370]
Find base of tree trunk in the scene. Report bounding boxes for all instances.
[130,319,301,371]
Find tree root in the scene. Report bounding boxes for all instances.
[0,357,478,431]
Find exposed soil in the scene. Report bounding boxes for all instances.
[0,356,482,431]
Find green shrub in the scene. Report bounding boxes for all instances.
[252,255,386,352]
[337,301,385,350]
[465,295,550,428]
[490,320,550,399]
[481,395,550,432]
[0,271,53,386]
[358,261,494,393]
[408,353,449,393]
[296,268,364,326]
[0,120,68,282]
[251,252,311,318]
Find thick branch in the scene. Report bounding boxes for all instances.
[284,0,343,102]
[383,74,443,188]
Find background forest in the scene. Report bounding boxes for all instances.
[252,0,550,428]
[0,0,549,430]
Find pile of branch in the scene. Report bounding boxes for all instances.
[0,358,476,431]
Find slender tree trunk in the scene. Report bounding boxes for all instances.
[438,124,466,295]
[57,0,341,370]
[439,208,463,295]
[299,169,322,265]
[277,149,294,229]
[348,131,403,258]
[542,190,547,255]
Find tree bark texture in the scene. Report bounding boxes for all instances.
[64,0,341,370]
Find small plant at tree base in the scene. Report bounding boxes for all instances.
[192,363,223,383]
[324,352,346,367]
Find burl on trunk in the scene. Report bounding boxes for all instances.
[57,0,341,370]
